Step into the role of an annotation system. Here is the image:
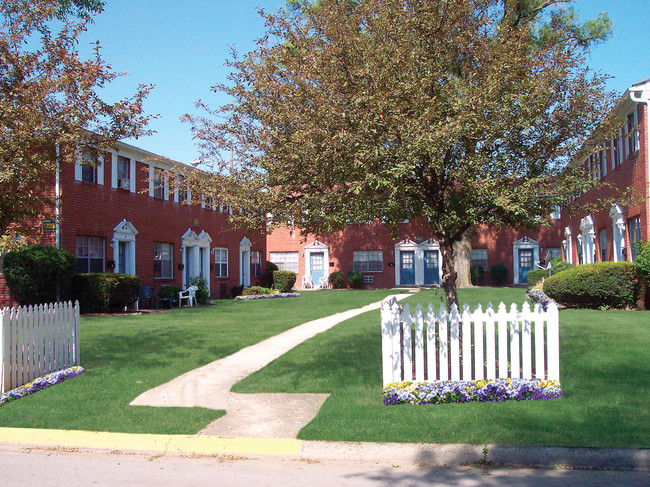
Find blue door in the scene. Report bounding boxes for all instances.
[400,251,415,285]
[519,249,533,284]
[310,252,324,286]
[424,250,439,285]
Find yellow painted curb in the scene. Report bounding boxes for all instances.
[0,428,302,457]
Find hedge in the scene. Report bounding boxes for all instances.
[543,261,637,309]
[72,273,140,313]
[273,270,296,293]
[2,245,75,305]
[328,271,345,289]
[527,269,547,287]
[347,269,363,289]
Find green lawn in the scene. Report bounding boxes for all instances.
[233,288,650,448]
[0,289,399,434]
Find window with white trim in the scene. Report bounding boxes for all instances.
[153,242,173,278]
[76,236,105,273]
[117,156,130,189]
[177,176,188,204]
[250,250,262,277]
[214,248,228,277]
[270,251,299,273]
[628,216,642,261]
[599,228,607,262]
[470,249,488,271]
[81,149,98,183]
[626,108,639,157]
[353,251,383,272]
[152,170,164,199]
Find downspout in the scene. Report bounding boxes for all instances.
[628,85,650,241]
[55,145,61,250]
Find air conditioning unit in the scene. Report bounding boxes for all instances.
[118,178,130,190]
[362,275,374,284]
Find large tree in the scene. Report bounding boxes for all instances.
[0,0,154,241]
[185,0,615,306]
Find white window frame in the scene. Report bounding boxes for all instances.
[251,250,262,277]
[353,250,383,272]
[76,236,105,273]
[470,249,488,271]
[269,251,299,273]
[214,248,228,278]
[153,242,174,279]
[75,148,104,185]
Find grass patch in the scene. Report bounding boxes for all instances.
[233,288,650,448]
[0,289,399,434]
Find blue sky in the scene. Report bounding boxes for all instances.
[81,0,650,163]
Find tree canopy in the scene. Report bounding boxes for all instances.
[185,0,616,306]
[0,0,153,243]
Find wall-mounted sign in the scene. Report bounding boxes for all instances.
[193,218,199,227]
[414,236,424,243]
[42,221,56,232]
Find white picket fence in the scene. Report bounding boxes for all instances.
[380,299,559,387]
[1,301,80,393]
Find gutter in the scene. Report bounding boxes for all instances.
[628,84,650,240]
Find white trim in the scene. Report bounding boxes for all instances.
[563,227,573,265]
[112,219,138,275]
[239,237,252,287]
[181,229,212,289]
[110,152,117,189]
[512,237,539,285]
[579,215,596,264]
[97,153,104,185]
[394,239,442,286]
[609,204,626,262]
[303,240,329,287]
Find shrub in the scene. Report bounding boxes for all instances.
[158,285,182,300]
[2,245,75,305]
[71,273,140,313]
[470,266,484,286]
[543,262,637,309]
[243,286,274,296]
[635,241,650,284]
[229,285,244,298]
[490,264,508,286]
[328,271,345,289]
[188,276,210,304]
[266,261,279,288]
[347,269,363,289]
[527,269,547,287]
[273,270,296,293]
[550,256,574,276]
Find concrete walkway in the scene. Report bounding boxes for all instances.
[130,292,414,438]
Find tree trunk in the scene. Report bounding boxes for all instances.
[439,237,459,309]
[453,230,472,289]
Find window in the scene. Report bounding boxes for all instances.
[177,176,188,204]
[628,216,642,261]
[599,149,607,178]
[616,129,624,166]
[599,228,607,262]
[0,252,5,274]
[470,249,488,271]
[626,109,639,157]
[250,251,262,277]
[214,248,228,277]
[353,251,383,272]
[153,170,164,199]
[76,236,105,273]
[546,248,561,261]
[269,251,299,273]
[81,149,98,183]
[117,156,130,189]
[154,242,173,278]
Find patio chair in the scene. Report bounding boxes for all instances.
[316,276,329,289]
[179,285,199,308]
[301,275,313,290]
[138,285,157,310]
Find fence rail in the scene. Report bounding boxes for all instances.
[1,301,80,393]
[380,300,559,387]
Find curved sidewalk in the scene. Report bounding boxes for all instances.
[130,292,414,438]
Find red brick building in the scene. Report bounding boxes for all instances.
[267,80,650,289]
[0,141,266,307]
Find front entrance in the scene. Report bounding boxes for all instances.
[423,250,439,285]
[518,249,533,284]
[310,252,324,286]
[400,251,415,285]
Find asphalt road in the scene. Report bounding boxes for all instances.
[2,447,648,487]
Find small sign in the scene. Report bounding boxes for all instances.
[42,221,56,232]
[193,218,199,227]
[414,236,424,243]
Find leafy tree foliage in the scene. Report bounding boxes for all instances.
[185,0,615,306]
[0,0,154,240]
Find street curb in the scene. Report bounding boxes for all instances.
[0,428,648,471]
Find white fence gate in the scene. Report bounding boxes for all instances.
[380,300,559,387]
[1,301,80,393]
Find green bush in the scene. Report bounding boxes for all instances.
[273,270,296,293]
[188,276,210,304]
[243,286,274,296]
[527,269,547,287]
[543,262,637,309]
[490,264,508,286]
[550,256,575,275]
[266,261,279,288]
[635,241,650,284]
[347,269,363,289]
[229,285,244,298]
[470,266,484,286]
[328,271,345,289]
[71,273,140,313]
[158,285,182,300]
[2,245,75,305]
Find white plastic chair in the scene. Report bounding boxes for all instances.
[316,276,329,289]
[179,285,199,307]
[301,275,313,290]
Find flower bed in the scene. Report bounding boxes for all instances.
[526,281,561,311]
[235,293,300,300]
[383,378,562,405]
[0,366,85,406]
